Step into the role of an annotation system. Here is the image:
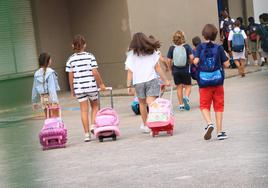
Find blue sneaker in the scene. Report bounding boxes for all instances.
[183,97,190,111]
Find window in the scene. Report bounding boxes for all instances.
[0,0,37,79]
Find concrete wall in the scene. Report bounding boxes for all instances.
[0,76,33,108]
[67,0,131,88]
[126,0,219,56]
[31,0,73,91]
[253,0,268,23]
[228,0,243,20]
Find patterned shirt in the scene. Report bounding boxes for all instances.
[66,52,98,94]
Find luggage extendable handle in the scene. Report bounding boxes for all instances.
[46,105,61,119]
[98,87,114,109]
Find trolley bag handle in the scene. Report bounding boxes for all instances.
[159,85,174,115]
[159,85,173,102]
[98,87,113,109]
[46,105,61,119]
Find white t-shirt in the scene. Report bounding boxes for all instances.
[65,52,98,94]
[125,50,160,85]
[228,27,247,41]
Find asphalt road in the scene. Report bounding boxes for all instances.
[0,69,268,188]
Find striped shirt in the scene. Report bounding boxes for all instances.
[66,52,98,94]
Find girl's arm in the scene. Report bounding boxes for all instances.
[256,34,261,51]
[32,79,39,110]
[228,40,232,52]
[48,73,59,104]
[155,63,170,86]
[68,72,75,97]
[126,69,135,95]
[166,58,172,71]
[92,68,106,90]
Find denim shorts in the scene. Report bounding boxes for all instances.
[40,94,50,109]
[134,78,160,99]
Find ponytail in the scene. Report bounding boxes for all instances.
[38,53,51,92]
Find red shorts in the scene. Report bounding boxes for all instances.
[199,86,224,112]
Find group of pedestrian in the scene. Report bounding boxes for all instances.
[220,11,268,77]
[31,12,268,143]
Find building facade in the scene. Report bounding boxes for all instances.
[0,0,266,109]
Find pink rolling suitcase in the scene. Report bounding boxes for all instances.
[39,106,67,150]
[94,87,120,142]
[146,87,174,137]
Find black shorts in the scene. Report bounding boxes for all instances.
[172,71,192,85]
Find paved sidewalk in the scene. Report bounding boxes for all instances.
[0,65,264,124]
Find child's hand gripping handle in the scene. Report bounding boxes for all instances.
[46,104,61,119]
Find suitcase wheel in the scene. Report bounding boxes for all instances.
[99,136,104,142]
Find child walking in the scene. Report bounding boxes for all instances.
[125,32,170,133]
[228,19,248,77]
[66,34,106,142]
[193,24,230,140]
[32,53,60,117]
[167,31,194,111]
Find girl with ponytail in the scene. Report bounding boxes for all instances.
[32,52,60,117]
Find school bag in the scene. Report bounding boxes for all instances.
[173,45,187,67]
[94,87,120,142]
[231,30,245,52]
[197,43,224,88]
[39,106,67,150]
[248,24,258,41]
[260,25,268,52]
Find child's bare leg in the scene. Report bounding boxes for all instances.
[90,100,99,130]
[79,100,89,133]
[146,96,157,106]
[240,59,246,76]
[215,112,223,134]
[252,52,257,61]
[138,98,147,124]
[234,60,241,75]
[184,85,191,98]
[176,84,183,105]
[201,109,212,125]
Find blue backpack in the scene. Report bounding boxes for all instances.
[197,43,224,87]
[232,30,245,52]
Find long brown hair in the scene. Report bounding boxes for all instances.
[129,32,160,56]
[38,52,51,90]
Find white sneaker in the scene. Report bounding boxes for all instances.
[84,132,91,142]
[140,124,151,133]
